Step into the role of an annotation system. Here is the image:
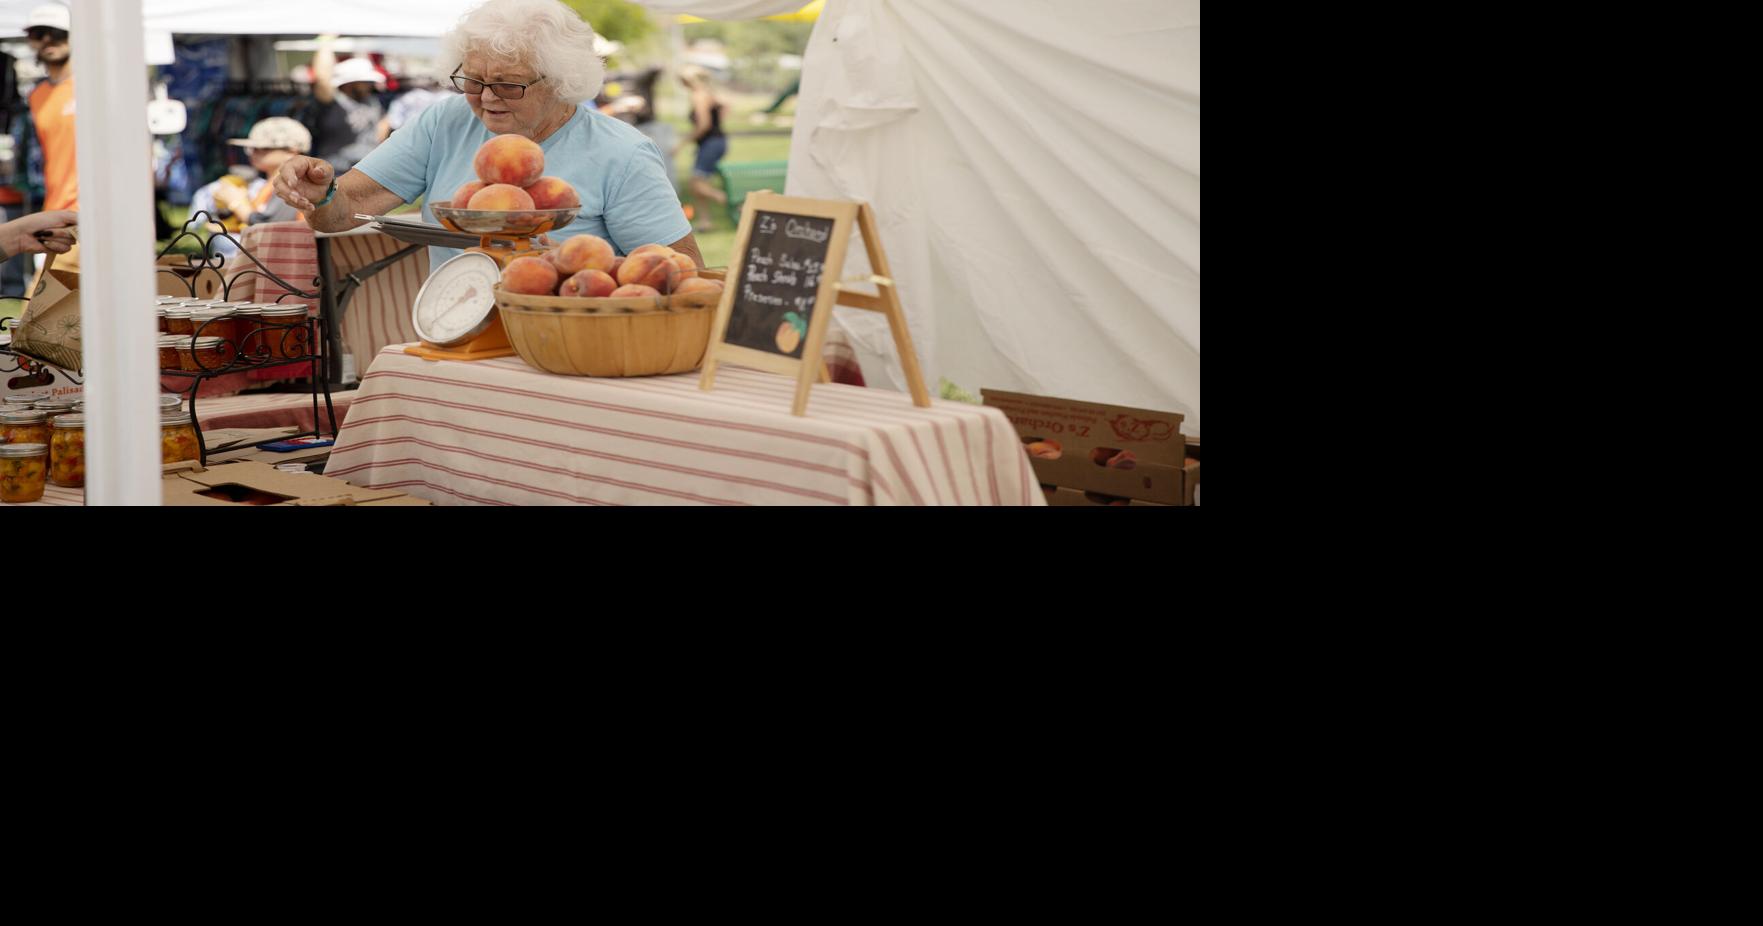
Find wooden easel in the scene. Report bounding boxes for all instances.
[699,193,929,416]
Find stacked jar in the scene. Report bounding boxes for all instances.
[0,442,49,503]
[1,408,50,446]
[158,334,185,370]
[161,410,201,464]
[48,413,84,488]
[164,305,194,337]
[259,304,312,360]
[189,306,240,362]
[233,304,265,358]
[178,337,229,372]
[34,398,76,421]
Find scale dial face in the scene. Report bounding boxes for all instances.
[413,251,503,347]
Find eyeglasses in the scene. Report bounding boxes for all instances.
[26,28,69,43]
[450,68,544,101]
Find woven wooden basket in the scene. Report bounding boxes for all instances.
[494,269,725,377]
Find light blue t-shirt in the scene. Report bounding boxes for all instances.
[352,94,691,269]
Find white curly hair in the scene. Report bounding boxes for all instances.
[439,0,606,106]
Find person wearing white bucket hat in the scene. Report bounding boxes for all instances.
[310,37,386,173]
[190,117,311,244]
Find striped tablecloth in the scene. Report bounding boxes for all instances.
[326,346,1043,506]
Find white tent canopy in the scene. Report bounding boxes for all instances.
[0,0,482,36]
[642,0,1200,431]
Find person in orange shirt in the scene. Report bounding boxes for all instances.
[24,4,76,269]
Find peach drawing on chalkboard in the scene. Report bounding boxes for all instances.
[776,312,807,353]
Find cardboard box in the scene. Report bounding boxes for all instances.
[161,461,430,506]
[982,388,1191,505]
[1,349,81,408]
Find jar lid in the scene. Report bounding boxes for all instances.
[232,304,264,315]
[160,394,182,409]
[190,307,237,319]
[191,337,226,348]
[3,395,43,406]
[158,334,188,346]
[0,442,47,458]
[261,305,309,317]
[165,307,193,318]
[33,400,74,411]
[0,409,47,424]
[50,413,84,429]
[156,296,185,305]
[161,412,193,426]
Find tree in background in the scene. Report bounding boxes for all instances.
[684,20,814,94]
[561,0,656,45]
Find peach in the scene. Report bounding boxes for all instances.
[617,248,675,291]
[450,181,489,209]
[552,234,615,276]
[672,277,724,298]
[560,269,617,298]
[500,256,559,296]
[524,176,580,211]
[467,184,535,212]
[474,134,545,187]
[1106,450,1137,470]
[1026,440,1062,460]
[607,256,625,281]
[664,252,698,291]
[610,284,660,299]
[1090,447,1121,467]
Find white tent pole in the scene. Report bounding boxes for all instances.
[72,0,159,505]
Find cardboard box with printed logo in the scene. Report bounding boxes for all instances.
[981,389,1198,506]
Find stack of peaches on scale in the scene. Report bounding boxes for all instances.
[453,134,725,306]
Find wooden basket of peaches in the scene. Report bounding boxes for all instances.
[493,235,727,378]
[445,134,728,376]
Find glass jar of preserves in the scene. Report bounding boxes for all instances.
[164,307,195,335]
[33,399,76,420]
[1,409,50,446]
[233,304,264,357]
[260,305,311,360]
[48,413,84,488]
[158,334,186,370]
[156,307,169,334]
[161,411,201,464]
[178,336,229,372]
[190,307,240,354]
[0,442,49,503]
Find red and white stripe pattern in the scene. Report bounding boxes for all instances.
[324,232,426,362]
[232,222,320,309]
[189,390,358,433]
[325,347,1043,506]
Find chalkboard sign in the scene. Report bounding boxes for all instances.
[701,192,930,417]
[723,210,835,359]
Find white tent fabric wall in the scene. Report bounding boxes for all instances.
[1,0,484,36]
[644,0,1200,431]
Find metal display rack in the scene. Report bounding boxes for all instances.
[2,210,337,466]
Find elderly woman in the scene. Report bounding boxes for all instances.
[272,0,699,270]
